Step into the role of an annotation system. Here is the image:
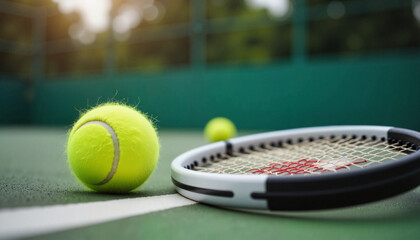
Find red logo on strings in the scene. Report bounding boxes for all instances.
[247,159,366,175]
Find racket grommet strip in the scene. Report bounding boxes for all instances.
[226,142,234,156]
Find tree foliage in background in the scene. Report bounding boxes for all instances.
[0,0,52,81]
[116,0,190,71]
[308,9,420,56]
[0,0,419,81]
[206,0,292,65]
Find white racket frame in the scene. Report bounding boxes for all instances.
[171,126,391,210]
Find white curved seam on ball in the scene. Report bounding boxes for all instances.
[78,120,120,185]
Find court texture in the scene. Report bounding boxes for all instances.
[1,127,420,240]
[1,0,420,239]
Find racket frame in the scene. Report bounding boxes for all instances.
[171,126,420,210]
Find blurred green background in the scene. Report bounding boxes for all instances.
[1,0,420,130]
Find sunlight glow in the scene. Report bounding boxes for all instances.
[53,0,112,33]
[245,0,291,18]
[414,0,420,23]
[53,0,163,44]
[53,0,112,44]
[113,5,143,34]
[112,0,163,41]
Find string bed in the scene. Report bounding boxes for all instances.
[194,136,416,175]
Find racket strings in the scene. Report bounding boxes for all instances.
[194,136,416,175]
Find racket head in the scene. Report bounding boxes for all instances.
[171,126,420,211]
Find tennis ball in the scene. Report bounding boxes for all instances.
[67,103,159,193]
[204,117,236,142]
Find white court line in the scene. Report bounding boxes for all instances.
[0,194,196,240]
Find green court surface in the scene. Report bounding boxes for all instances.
[1,127,420,240]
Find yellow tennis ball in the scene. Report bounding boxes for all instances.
[204,117,237,142]
[67,103,159,193]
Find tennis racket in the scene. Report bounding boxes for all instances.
[171,126,420,211]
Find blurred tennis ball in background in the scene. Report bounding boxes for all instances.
[67,103,159,193]
[204,117,237,142]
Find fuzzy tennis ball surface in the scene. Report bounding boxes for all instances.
[67,103,159,193]
[204,117,237,142]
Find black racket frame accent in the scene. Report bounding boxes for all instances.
[172,178,234,197]
[251,127,420,210]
